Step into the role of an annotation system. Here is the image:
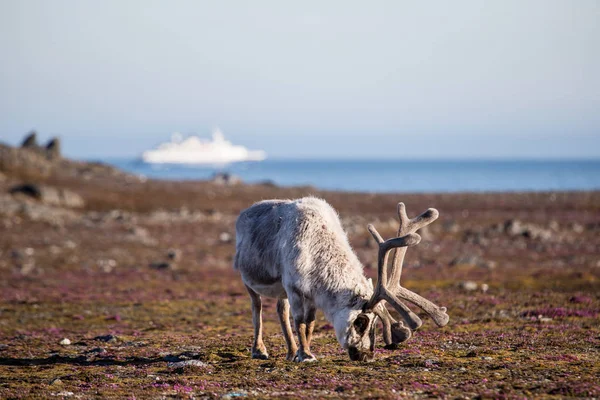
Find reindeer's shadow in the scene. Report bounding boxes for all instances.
[0,352,199,367]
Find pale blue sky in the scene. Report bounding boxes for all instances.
[0,0,599,159]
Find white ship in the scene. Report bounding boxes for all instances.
[142,129,267,164]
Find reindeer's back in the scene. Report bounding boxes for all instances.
[233,199,292,280]
[234,197,362,295]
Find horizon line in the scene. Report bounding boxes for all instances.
[84,155,600,163]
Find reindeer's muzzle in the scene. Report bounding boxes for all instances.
[348,347,374,362]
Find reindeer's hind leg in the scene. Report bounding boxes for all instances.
[246,285,269,359]
[277,298,298,361]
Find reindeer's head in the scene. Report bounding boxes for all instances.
[339,203,450,361]
[343,308,377,361]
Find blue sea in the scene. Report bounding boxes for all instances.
[104,158,600,193]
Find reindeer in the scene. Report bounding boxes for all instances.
[233,197,448,362]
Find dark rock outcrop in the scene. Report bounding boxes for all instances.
[2,132,131,182]
[9,183,85,208]
[0,143,54,177]
[21,131,38,148]
[19,131,61,160]
[45,138,61,160]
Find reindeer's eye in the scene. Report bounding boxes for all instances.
[353,314,370,334]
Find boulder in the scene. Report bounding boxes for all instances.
[60,188,85,208]
[9,183,45,200]
[504,219,553,241]
[504,219,524,236]
[9,183,85,208]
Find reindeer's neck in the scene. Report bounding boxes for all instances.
[313,272,372,325]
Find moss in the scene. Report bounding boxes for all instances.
[1,179,599,398]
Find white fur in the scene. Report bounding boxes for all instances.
[234,197,374,351]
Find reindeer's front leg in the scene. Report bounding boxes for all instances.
[246,285,269,359]
[304,304,316,350]
[288,290,317,362]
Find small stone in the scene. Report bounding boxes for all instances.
[450,254,480,267]
[59,338,71,346]
[482,356,493,361]
[167,359,207,369]
[19,260,36,275]
[459,281,478,292]
[570,223,584,234]
[222,391,248,398]
[89,347,107,354]
[149,261,172,270]
[97,259,117,273]
[219,232,232,243]
[64,240,77,249]
[481,260,497,270]
[504,219,524,236]
[459,367,467,372]
[49,245,62,255]
[480,283,489,293]
[94,334,118,343]
[167,248,181,261]
[49,378,63,386]
[424,358,439,367]
[126,226,156,245]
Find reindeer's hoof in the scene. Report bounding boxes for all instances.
[251,350,269,360]
[293,351,317,362]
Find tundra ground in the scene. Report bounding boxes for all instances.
[1,161,599,398]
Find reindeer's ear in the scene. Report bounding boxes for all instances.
[353,313,370,334]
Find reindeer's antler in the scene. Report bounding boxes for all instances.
[366,203,449,333]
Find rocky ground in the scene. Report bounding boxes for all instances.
[1,137,599,399]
